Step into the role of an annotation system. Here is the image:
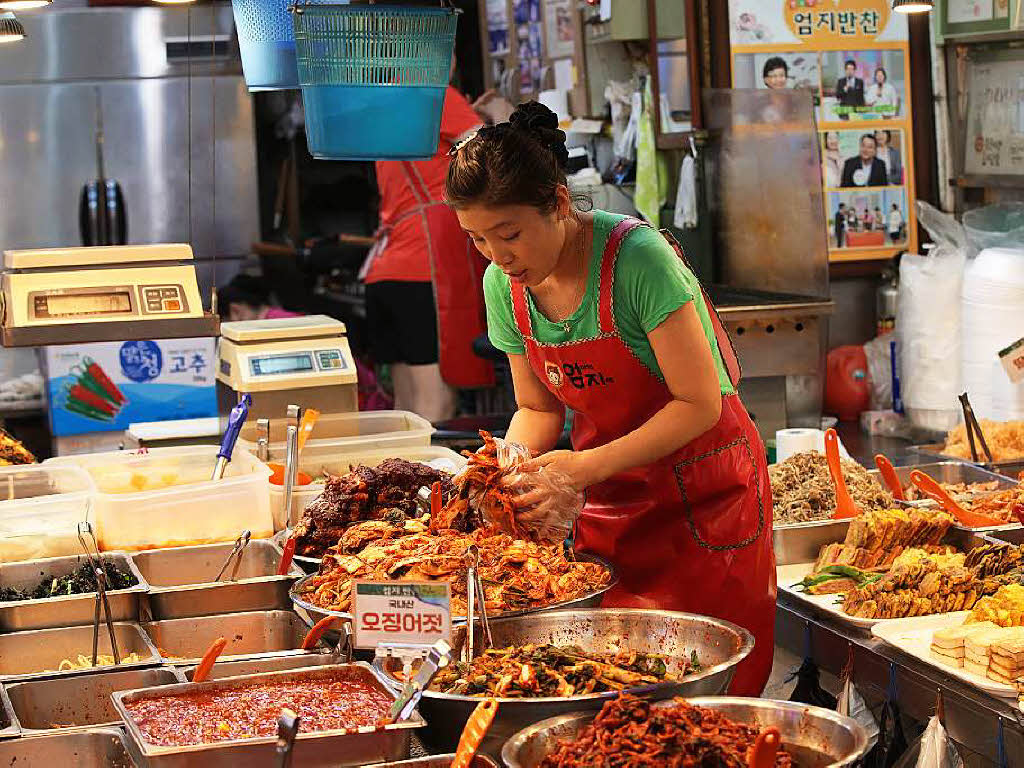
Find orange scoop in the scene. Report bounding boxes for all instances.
[301,616,337,651]
[268,463,313,486]
[748,726,781,768]
[826,429,860,520]
[909,470,1004,528]
[874,454,905,501]
[452,698,498,768]
[277,536,297,576]
[192,636,228,683]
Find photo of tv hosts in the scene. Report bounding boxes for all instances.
[820,49,905,122]
[821,129,904,189]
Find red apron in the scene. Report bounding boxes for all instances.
[509,217,776,696]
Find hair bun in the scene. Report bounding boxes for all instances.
[509,101,569,169]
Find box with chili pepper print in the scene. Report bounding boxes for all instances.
[41,338,218,437]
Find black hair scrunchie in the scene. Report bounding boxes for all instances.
[509,101,570,169]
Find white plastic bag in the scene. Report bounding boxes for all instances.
[891,715,963,768]
[673,154,697,230]
[836,673,880,751]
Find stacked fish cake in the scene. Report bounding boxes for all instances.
[964,625,1018,679]
[989,631,1024,685]
[930,623,994,667]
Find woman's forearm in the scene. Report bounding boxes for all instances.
[505,407,565,455]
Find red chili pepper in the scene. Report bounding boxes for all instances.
[87,361,126,405]
[68,384,116,415]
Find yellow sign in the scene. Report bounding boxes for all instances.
[783,1,891,45]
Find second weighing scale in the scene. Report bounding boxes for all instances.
[216,315,358,421]
[0,244,218,346]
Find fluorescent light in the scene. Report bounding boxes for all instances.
[0,12,25,43]
[893,0,933,13]
[153,0,198,4]
[0,0,49,9]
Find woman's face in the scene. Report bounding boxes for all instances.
[875,69,886,85]
[875,130,888,148]
[826,132,839,151]
[455,190,571,287]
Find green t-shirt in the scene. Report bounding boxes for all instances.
[484,210,735,395]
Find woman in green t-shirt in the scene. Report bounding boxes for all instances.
[445,102,775,696]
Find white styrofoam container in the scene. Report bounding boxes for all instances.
[237,410,433,463]
[0,464,94,564]
[46,446,273,552]
[271,444,466,530]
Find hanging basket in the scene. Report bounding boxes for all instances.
[231,0,309,91]
[291,2,458,160]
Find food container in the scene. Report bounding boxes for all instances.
[911,443,1024,475]
[773,519,852,566]
[0,686,17,739]
[143,609,325,665]
[47,446,273,551]
[5,666,183,734]
[178,651,339,681]
[0,622,160,682]
[238,409,433,461]
[112,663,425,768]
[0,464,94,564]
[0,728,135,767]
[274,444,466,531]
[0,552,149,632]
[132,540,303,620]
[357,757,499,768]
[501,696,871,768]
[375,608,753,758]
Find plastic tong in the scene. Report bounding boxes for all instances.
[192,636,228,683]
[825,429,860,520]
[213,393,252,481]
[464,543,492,663]
[874,454,905,501]
[909,470,1003,528]
[388,640,452,723]
[748,726,781,768]
[275,708,300,768]
[214,530,251,582]
[452,698,499,768]
[77,521,120,667]
[959,393,994,464]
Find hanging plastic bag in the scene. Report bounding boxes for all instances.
[890,715,963,768]
[864,664,910,768]
[836,648,880,751]
[787,625,837,709]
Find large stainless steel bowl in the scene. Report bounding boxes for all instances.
[502,696,871,768]
[374,608,753,758]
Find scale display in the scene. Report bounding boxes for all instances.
[33,291,134,319]
[249,353,315,377]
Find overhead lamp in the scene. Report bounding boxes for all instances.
[0,12,25,43]
[892,0,933,12]
[0,0,48,9]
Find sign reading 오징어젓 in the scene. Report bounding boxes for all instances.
[728,0,917,262]
[352,580,452,649]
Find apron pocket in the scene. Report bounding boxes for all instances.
[673,435,765,551]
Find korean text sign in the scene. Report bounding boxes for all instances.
[353,581,453,649]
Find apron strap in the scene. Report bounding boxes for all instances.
[598,217,647,335]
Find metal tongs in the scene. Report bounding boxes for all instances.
[464,544,492,663]
[959,392,994,464]
[214,530,251,582]
[387,639,452,723]
[275,708,300,768]
[77,521,120,667]
[213,393,252,481]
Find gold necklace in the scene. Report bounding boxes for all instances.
[556,217,587,334]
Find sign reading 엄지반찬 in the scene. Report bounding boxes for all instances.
[352,580,452,649]
[727,0,917,263]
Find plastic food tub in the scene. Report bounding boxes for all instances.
[46,446,272,551]
[0,464,94,564]
[270,444,465,530]
[237,410,433,462]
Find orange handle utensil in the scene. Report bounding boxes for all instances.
[826,429,860,520]
[452,698,498,768]
[301,616,337,651]
[277,536,297,576]
[192,637,228,683]
[909,470,1004,528]
[297,409,320,452]
[430,481,441,518]
[874,454,905,501]
[748,726,781,768]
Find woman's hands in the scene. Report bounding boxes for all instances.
[520,449,607,493]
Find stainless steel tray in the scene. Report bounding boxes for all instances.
[290,552,618,627]
[178,651,340,682]
[773,518,852,566]
[501,696,871,768]
[357,756,499,768]
[374,608,752,758]
[0,552,149,632]
[5,665,182,734]
[0,621,161,682]
[912,443,1024,474]
[0,727,135,767]
[132,540,303,620]
[0,685,17,739]
[143,609,324,665]
[113,663,424,768]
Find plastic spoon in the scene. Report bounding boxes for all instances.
[277,536,297,576]
[909,470,1004,528]
[874,454,906,501]
[213,393,252,481]
[452,698,499,768]
[748,726,781,768]
[297,408,320,452]
[825,429,860,520]
[301,616,337,651]
[192,636,228,683]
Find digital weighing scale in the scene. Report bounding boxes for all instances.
[216,315,358,421]
[0,243,219,346]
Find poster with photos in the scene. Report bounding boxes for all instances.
[728,0,916,262]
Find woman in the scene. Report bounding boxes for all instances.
[217,274,301,322]
[874,129,903,186]
[864,67,899,116]
[889,203,904,243]
[446,103,776,696]
[822,131,841,188]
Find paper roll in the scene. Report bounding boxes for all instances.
[775,428,821,464]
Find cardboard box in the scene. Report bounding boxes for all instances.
[41,338,218,437]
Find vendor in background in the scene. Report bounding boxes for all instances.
[217,273,301,322]
[361,55,509,423]
[446,102,776,696]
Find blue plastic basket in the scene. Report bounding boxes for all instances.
[231,0,305,91]
[292,3,458,160]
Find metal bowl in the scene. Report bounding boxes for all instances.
[374,608,752,758]
[502,696,871,768]
[289,553,618,629]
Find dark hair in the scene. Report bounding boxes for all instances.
[860,133,877,147]
[838,202,846,208]
[875,67,887,81]
[762,56,788,79]
[446,101,569,213]
[845,59,857,69]
[217,273,270,319]
[875,129,891,142]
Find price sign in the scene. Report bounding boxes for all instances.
[999,337,1024,384]
[352,580,452,650]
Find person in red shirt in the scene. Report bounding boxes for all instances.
[362,84,497,422]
